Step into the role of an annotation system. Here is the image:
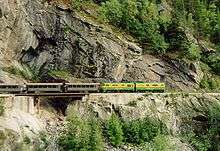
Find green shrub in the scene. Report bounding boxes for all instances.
[202,53,220,75]
[200,75,220,91]
[71,0,84,10]
[2,65,39,81]
[207,103,220,151]
[123,117,167,144]
[48,70,72,79]
[183,132,211,151]
[0,100,4,116]
[181,103,220,151]
[106,113,124,147]
[152,134,176,151]
[58,109,104,151]
[23,136,31,145]
[184,43,201,60]
[100,0,123,26]
[88,116,104,151]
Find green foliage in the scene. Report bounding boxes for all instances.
[71,0,84,10]
[152,134,176,151]
[183,132,211,151]
[207,103,220,151]
[181,103,220,151]
[100,0,169,54]
[23,136,31,145]
[106,113,124,147]
[200,74,220,90]
[2,65,39,81]
[0,99,4,116]
[184,43,201,60]
[48,70,72,79]
[88,116,104,151]
[123,117,168,144]
[58,109,104,151]
[100,0,123,25]
[201,52,220,75]
[0,130,6,146]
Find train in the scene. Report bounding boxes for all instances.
[0,82,165,94]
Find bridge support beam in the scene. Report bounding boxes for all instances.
[34,97,40,114]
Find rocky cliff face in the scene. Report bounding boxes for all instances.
[77,93,220,133]
[71,93,220,150]
[0,0,203,90]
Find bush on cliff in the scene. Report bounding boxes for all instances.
[123,117,168,144]
[58,109,104,151]
[182,103,220,151]
[106,113,124,147]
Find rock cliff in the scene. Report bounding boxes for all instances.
[0,0,204,90]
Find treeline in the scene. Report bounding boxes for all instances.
[99,0,220,53]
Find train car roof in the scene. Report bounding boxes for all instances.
[65,83,100,85]
[26,83,63,85]
[102,82,135,84]
[0,83,22,85]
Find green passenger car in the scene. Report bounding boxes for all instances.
[100,83,135,92]
[135,82,165,92]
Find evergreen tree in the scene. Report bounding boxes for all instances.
[106,114,124,147]
[88,116,104,151]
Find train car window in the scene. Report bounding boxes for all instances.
[106,84,109,86]
[146,84,149,86]
[152,84,158,86]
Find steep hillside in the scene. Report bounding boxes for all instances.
[0,0,219,91]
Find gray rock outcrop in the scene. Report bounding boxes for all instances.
[79,93,220,135]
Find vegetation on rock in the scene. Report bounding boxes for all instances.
[58,107,104,151]
[106,113,124,147]
[181,102,220,151]
[123,117,168,144]
[0,99,4,116]
[58,106,170,150]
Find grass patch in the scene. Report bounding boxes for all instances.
[2,65,39,81]
[48,70,72,79]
